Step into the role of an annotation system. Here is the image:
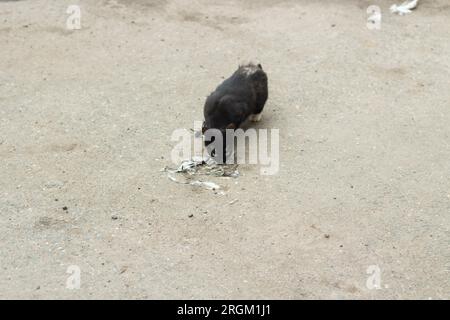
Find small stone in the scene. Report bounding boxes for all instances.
[119,266,128,274]
[45,180,64,189]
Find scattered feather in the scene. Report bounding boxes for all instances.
[390,0,419,15]
[164,156,239,193]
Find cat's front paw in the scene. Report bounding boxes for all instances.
[249,113,262,122]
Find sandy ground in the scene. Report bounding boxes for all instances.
[0,0,449,299]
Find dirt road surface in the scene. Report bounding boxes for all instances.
[0,0,449,299]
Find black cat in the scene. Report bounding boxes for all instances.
[202,63,268,162]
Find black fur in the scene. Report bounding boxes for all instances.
[202,63,268,161]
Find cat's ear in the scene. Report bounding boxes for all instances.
[226,123,236,130]
[257,63,263,69]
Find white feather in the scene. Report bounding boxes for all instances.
[390,0,419,15]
